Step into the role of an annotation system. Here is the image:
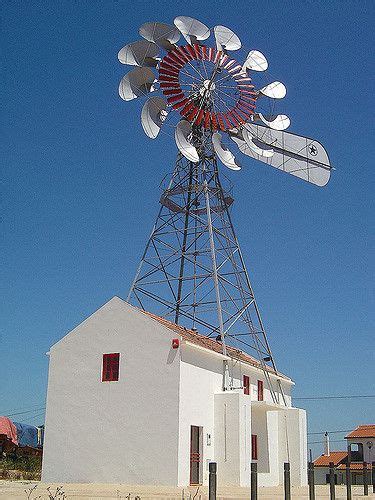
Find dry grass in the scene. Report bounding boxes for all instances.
[0,456,41,481]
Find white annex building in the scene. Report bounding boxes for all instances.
[42,297,307,487]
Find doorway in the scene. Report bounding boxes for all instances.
[190,425,203,485]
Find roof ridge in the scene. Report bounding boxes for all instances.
[345,424,375,438]
[138,308,291,381]
[313,450,348,466]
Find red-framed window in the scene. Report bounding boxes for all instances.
[243,375,250,395]
[251,434,258,460]
[102,353,120,382]
[257,380,264,401]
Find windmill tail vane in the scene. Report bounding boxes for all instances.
[117,16,332,400]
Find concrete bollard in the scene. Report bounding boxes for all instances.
[284,462,291,500]
[209,462,217,500]
[345,462,352,500]
[251,462,257,500]
[363,462,368,496]
[329,462,335,500]
[308,462,315,500]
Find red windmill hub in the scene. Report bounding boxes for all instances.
[158,44,257,131]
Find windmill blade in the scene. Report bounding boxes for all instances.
[174,16,210,45]
[233,124,331,186]
[214,25,241,51]
[119,67,156,101]
[212,132,241,170]
[242,50,268,72]
[141,97,168,139]
[257,113,291,131]
[175,120,199,163]
[139,22,180,51]
[259,81,287,99]
[118,40,159,67]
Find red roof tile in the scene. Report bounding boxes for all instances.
[345,425,375,439]
[337,463,373,471]
[313,451,348,467]
[141,310,291,380]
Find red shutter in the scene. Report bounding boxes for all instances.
[102,353,120,381]
[251,434,258,460]
[243,375,250,395]
[257,380,264,401]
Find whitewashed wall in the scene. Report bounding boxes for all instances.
[42,298,181,484]
[179,345,295,487]
[178,346,223,486]
[274,408,308,486]
[214,392,242,485]
[43,295,304,487]
[252,407,307,487]
[227,358,293,407]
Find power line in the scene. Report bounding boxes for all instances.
[27,413,46,422]
[308,439,346,445]
[1,403,45,415]
[5,407,46,417]
[308,430,351,435]
[294,395,375,401]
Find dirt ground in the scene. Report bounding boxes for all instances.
[0,481,374,499]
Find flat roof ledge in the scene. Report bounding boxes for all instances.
[251,400,292,411]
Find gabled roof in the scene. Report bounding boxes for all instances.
[345,425,375,439]
[141,309,291,381]
[313,451,348,467]
[50,295,292,382]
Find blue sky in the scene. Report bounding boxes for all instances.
[1,0,374,458]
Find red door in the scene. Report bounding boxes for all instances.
[257,380,264,401]
[251,434,258,460]
[243,375,250,395]
[190,426,202,484]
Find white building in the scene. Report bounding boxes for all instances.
[345,425,375,465]
[42,297,307,487]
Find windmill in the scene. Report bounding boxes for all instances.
[117,17,332,401]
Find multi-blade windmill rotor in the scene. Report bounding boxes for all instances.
[118,16,332,186]
[117,17,332,399]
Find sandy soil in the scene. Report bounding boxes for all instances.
[0,481,374,499]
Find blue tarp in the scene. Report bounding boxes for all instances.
[13,422,38,448]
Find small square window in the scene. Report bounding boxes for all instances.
[102,353,120,382]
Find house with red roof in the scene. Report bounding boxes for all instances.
[346,425,375,464]
[42,297,307,487]
[313,450,348,485]
[313,425,374,485]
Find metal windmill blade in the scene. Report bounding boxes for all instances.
[118,40,159,67]
[118,67,157,101]
[173,16,210,44]
[139,22,180,51]
[141,97,168,138]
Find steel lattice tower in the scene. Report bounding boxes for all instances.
[128,132,283,400]
[118,16,332,401]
